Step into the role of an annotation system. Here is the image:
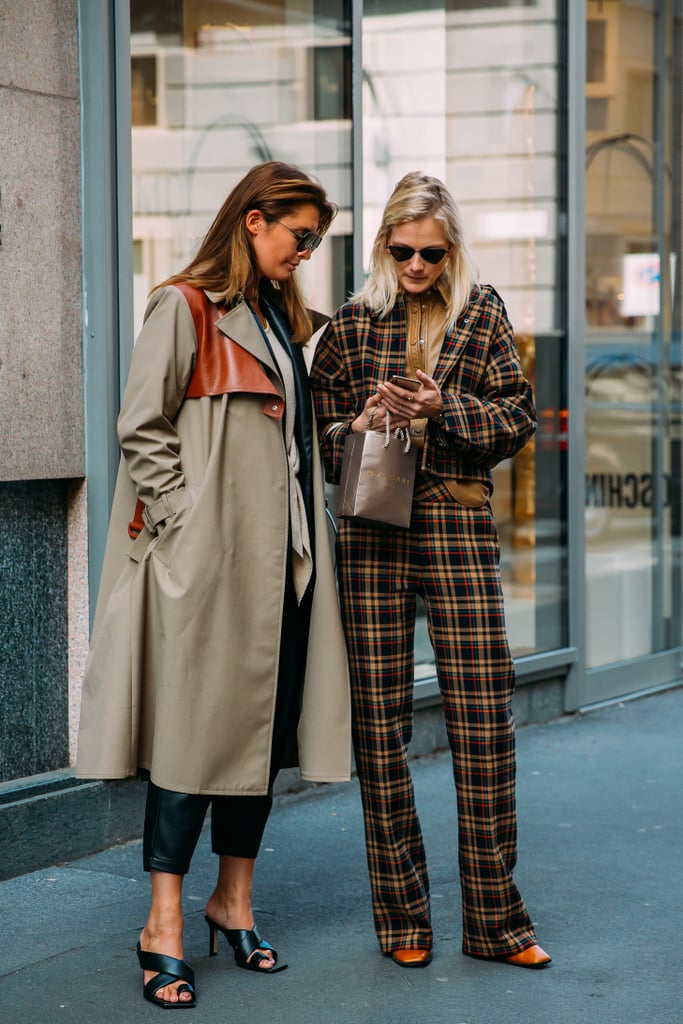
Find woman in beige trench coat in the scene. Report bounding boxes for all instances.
[77,162,351,1008]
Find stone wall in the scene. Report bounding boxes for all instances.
[0,0,83,783]
[0,0,83,480]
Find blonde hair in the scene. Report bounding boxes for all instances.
[158,161,337,344]
[353,172,479,331]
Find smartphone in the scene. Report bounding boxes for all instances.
[389,375,421,392]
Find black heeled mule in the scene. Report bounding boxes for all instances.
[136,942,197,1009]
[204,915,287,973]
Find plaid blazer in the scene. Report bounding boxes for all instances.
[310,285,536,490]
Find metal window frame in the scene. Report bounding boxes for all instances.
[352,0,364,292]
[562,0,589,710]
[79,0,134,626]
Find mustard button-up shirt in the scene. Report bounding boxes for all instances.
[404,289,489,508]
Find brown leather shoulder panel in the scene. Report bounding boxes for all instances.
[175,283,277,399]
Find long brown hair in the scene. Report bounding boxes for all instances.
[158,161,337,343]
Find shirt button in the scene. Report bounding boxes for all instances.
[272,404,279,411]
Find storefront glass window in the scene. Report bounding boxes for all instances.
[362,0,568,662]
[584,0,682,670]
[128,0,568,674]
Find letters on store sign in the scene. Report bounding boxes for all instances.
[585,472,673,509]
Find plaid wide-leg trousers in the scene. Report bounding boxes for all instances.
[336,489,537,957]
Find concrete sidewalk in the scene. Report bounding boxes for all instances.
[1,687,681,1024]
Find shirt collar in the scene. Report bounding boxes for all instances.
[401,280,449,307]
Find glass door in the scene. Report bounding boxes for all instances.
[583,0,682,700]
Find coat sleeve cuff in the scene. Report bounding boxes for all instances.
[141,487,186,533]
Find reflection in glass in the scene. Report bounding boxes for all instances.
[584,0,681,670]
[130,0,353,338]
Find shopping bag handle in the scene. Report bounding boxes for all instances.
[365,406,412,453]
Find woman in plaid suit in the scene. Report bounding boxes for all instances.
[310,172,551,969]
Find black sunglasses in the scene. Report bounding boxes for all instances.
[387,244,449,265]
[273,219,323,253]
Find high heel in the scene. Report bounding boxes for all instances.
[136,942,197,1008]
[204,915,287,973]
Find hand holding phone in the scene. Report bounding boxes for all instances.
[389,375,421,392]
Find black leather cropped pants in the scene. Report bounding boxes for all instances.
[143,575,311,875]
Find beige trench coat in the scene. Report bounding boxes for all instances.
[77,286,351,795]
